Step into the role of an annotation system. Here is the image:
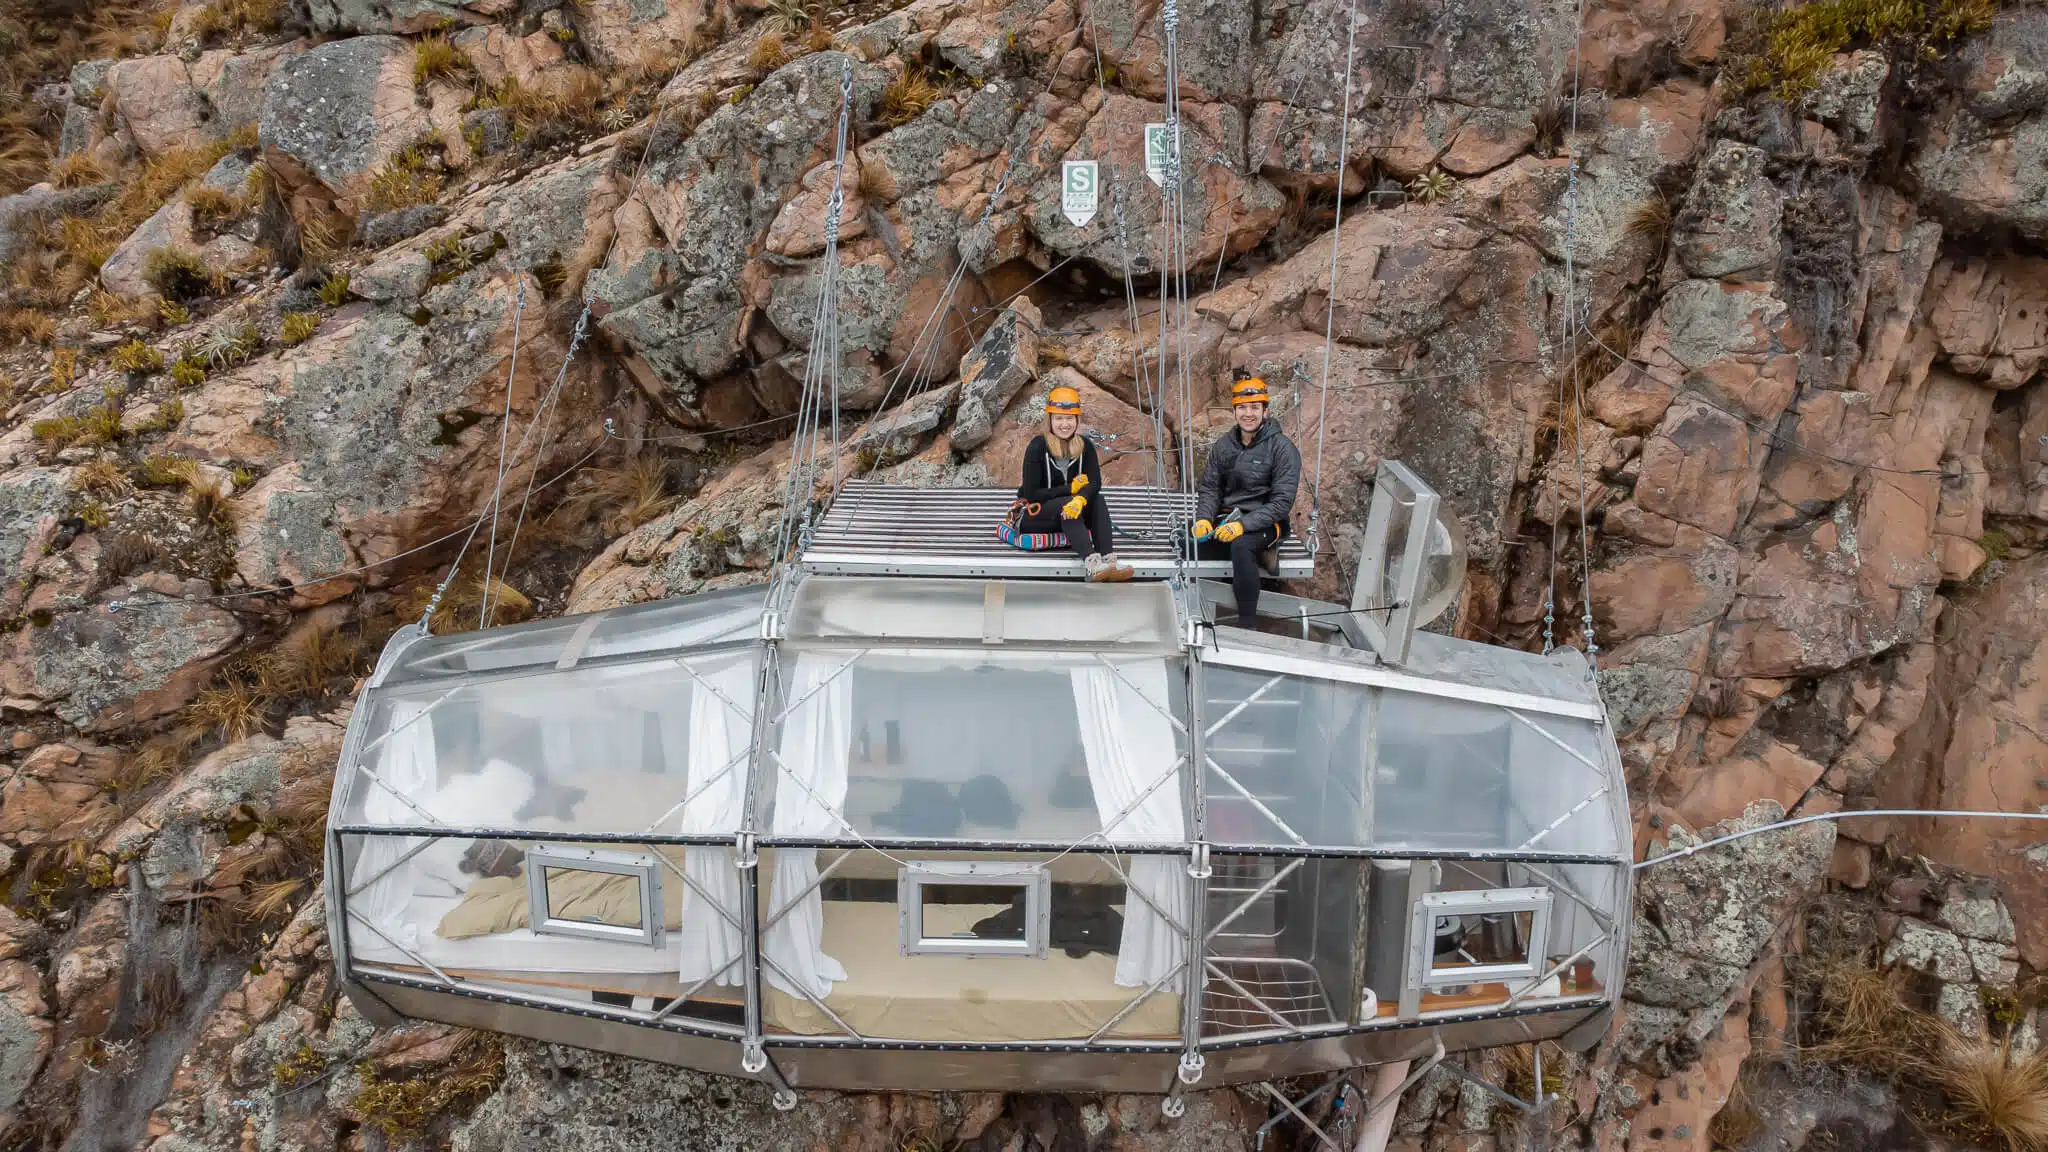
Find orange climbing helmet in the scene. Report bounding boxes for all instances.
[1045,386,1084,415]
[1231,377,1271,406]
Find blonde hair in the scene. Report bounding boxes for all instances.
[1043,416,1084,460]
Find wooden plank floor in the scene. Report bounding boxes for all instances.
[804,483,1314,579]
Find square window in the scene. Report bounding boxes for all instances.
[524,845,665,947]
[1407,887,1551,990]
[898,861,1049,958]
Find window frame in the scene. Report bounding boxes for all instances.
[524,844,666,947]
[1406,886,1552,990]
[897,860,1051,958]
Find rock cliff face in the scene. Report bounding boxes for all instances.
[1,0,2045,1147]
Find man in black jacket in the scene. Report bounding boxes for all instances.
[1191,378,1302,626]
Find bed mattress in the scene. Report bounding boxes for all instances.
[764,900,1180,1041]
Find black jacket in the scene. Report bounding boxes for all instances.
[1018,434,1103,510]
[1196,419,1301,535]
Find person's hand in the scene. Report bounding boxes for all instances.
[1062,495,1088,520]
[1215,522,1245,543]
[1192,519,1213,540]
[1069,474,1091,495]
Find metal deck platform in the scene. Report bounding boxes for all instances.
[800,483,1315,579]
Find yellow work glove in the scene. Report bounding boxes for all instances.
[1062,495,1088,520]
[1215,522,1245,543]
[1192,519,1214,540]
[1069,473,1091,495]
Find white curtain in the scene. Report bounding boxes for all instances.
[1071,661,1189,988]
[762,655,852,1000]
[677,655,755,985]
[352,701,438,948]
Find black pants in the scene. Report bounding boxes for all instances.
[1193,524,1280,622]
[1028,494,1114,559]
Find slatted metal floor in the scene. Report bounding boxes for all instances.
[801,483,1314,579]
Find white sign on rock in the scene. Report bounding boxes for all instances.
[1061,160,1099,227]
[1143,123,1175,187]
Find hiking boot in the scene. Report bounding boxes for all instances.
[1255,546,1281,577]
[1101,552,1136,581]
[1086,554,1132,583]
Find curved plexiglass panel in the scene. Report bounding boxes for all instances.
[762,649,1189,847]
[383,585,765,686]
[786,577,1180,649]
[344,648,757,836]
[1201,662,1623,857]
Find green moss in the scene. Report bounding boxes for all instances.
[1979,528,2012,563]
[1735,0,1997,99]
[273,1040,327,1087]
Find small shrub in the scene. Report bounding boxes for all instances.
[77,403,124,446]
[158,299,192,326]
[144,247,219,301]
[72,456,132,497]
[277,311,320,346]
[551,25,576,42]
[805,23,834,52]
[413,34,470,86]
[190,478,235,536]
[31,416,81,446]
[110,339,164,375]
[136,454,199,488]
[1980,528,2013,563]
[77,500,110,529]
[880,65,941,127]
[362,146,444,215]
[316,271,353,308]
[50,348,80,391]
[133,397,186,434]
[184,189,239,234]
[170,360,207,389]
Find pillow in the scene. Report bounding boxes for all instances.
[413,759,537,897]
[436,848,690,940]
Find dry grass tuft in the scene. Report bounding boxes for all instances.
[135,452,198,488]
[1627,192,1674,254]
[0,307,56,345]
[413,34,472,86]
[189,476,235,536]
[73,456,133,498]
[184,184,241,227]
[1941,1035,2048,1152]
[187,682,265,741]
[748,32,791,76]
[51,153,106,188]
[880,65,943,128]
[552,455,676,537]
[188,0,284,43]
[89,287,161,329]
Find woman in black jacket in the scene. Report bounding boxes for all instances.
[1014,386,1134,582]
